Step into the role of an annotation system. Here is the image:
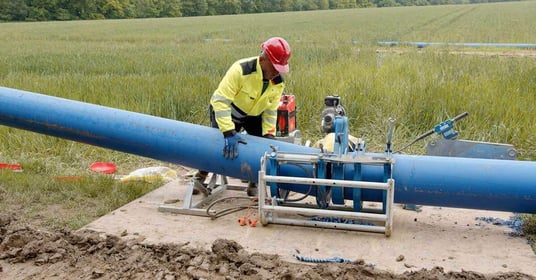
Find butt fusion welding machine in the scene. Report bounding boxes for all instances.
[263,94,517,236]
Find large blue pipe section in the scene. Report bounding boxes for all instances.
[1,86,535,213]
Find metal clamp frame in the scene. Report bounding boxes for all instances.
[158,173,246,217]
[257,152,395,236]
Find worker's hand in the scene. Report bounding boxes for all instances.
[223,133,247,159]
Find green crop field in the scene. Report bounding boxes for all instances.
[0,1,535,239]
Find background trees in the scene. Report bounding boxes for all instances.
[0,0,522,21]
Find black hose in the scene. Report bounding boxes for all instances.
[206,196,257,219]
[279,162,314,203]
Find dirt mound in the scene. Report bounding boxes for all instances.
[0,213,534,280]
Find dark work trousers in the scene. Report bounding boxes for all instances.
[197,105,262,180]
[209,104,263,137]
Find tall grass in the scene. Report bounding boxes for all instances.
[0,2,535,230]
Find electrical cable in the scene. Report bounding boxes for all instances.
[278,162,314,202]
[206,196,258,219]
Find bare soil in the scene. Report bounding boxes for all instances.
[0,211,534,279]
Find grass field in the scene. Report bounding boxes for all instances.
[0,2,535,237]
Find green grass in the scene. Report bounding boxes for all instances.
[0,2,535,244]
[0,167,162,229]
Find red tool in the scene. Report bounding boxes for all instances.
[0,163,22,171]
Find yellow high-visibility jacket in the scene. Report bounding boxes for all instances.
[210,56,286,136]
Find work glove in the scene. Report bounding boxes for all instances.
[223,132,247,159]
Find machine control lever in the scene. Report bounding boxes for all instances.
[385,118,396,154]
[395,112,468,153]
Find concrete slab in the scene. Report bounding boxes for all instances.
[83,175,536,275]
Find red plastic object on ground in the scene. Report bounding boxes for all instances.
[276,94,296,137]
[89,162,117,174]
[54,176,82,182]
[0,163,22,171]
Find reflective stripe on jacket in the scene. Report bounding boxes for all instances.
[210,56,285,136]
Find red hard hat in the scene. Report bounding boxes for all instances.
[261,37,291,73]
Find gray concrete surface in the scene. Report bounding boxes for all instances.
[83,176,536,275]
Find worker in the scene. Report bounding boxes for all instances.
[194,36,291,196]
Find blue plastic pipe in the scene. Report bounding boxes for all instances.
[377,41,536,49]
[1,86,535,213]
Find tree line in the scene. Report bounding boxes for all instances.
[0,0,522,22]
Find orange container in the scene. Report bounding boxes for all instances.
[276,95,296,137]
